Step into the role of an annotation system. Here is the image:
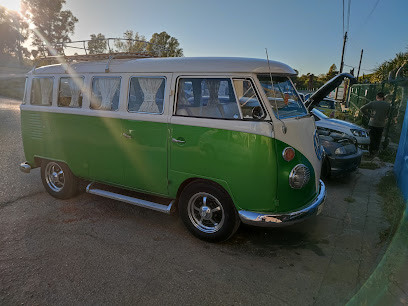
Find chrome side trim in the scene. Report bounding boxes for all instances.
[20,162,32,173]
[86,183,174,214]
[238,180,326,227]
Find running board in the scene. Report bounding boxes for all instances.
[86,183,174,214]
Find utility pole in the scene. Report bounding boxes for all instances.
[335,31,348,100]
[339,31,348,73]
[356,49,364,80]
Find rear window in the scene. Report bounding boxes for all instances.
[257,75,307,119]
[90,77,121,111]
[31,77,54,106]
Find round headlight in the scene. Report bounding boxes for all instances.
[289,164,310,189]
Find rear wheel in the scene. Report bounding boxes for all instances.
[41,160,78,199]
[179,181,240,242]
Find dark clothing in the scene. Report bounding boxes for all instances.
[360,100,390,128]
[369,125,384,154]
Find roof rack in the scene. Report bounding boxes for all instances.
[32,37,170,73]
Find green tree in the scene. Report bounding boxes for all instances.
[114,30,147,53]
[146,31,183,57]
[371,52,408,83]
[22,0,78,56]
[88,33,107,54]
[0,6,29,63]
[325,64,338,81]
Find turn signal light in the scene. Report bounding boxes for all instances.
[282,147,295,162]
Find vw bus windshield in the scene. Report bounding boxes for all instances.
[257,75,307,119]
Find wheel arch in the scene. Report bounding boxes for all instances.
[175,177,236,209]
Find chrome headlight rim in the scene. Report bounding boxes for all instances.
[289,164,311,189]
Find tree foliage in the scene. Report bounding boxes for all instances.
[147,31,183,57]
[113,30,183,57]
[88,33,107,54]
[371,51,408,83]
[114,30,147,53]
[22,0,78,56]
[0,6,29,62]
[293,64,339,90]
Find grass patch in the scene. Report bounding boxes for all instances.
[378,148,397,163]
[359,161,381,170]
[344,196,356,203]
[377,172,406,243]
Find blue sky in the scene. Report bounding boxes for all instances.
[3,0,408,75]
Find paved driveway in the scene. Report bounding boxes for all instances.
[0,97,391,305]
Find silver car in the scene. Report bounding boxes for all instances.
[311,108,370,149]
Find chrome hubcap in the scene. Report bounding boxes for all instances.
[45,162,65,192]
[187,192,224,233]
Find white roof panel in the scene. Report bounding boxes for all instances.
[30,57,297,75]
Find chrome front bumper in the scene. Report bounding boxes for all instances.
[20,162,32,173]
[238,180,326,227]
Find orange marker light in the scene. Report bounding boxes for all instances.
[283,147,295,162]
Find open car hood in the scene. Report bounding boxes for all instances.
[305,73,357,110]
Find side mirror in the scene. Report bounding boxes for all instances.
[252,106,265,120]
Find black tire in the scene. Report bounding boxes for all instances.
[179,180,240,242]
[40,160,78,199]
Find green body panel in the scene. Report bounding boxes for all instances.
[121,119,168,194]
[274,139,317,212]
[169,124,278,212]
[21,110,318,213]
[21,110,168,196]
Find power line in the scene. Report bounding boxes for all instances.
[346,0,351,32]
[342,0,345,36]
[363,0,381,26]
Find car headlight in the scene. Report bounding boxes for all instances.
[335,147,347,155]
[351,129,367,137]
[289,164,310,189]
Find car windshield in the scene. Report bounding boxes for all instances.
[257,75,307,119]
[312,108,328,119]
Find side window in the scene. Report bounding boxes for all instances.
[233,79,265,119]
[128,77,165,113]
[90,77,121,111]
[58,77,84,108]
[176,78,241,119]
[31,77,53,106]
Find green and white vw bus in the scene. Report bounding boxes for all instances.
[20,55,335,242]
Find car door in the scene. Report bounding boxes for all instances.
[120,76,170,196]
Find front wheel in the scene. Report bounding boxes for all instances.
[41,160,78,199]
[179,181,240,242]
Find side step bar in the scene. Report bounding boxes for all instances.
[86,183,174,214]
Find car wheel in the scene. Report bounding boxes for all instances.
[179,181,240,242]
[41,160,78,199]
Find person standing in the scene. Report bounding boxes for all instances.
[360,92,390,156]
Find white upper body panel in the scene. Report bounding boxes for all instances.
[29,57,297,76]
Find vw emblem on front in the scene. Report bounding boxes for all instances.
[314,131,323,160]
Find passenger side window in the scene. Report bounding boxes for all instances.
[176,78,240,119]
[233,79,265,119]
[128,77,165,113]
[31,77,53,106]
[58,77,84,108]
[90,77,121,111]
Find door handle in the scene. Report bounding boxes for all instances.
[122,133,132,139]
[172,138,185,144]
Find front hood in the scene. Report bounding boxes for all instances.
[305,73,357,110]
[329,118,365,130]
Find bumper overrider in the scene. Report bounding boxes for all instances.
[238,180,326,227]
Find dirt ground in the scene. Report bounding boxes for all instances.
[0,97,404,305]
